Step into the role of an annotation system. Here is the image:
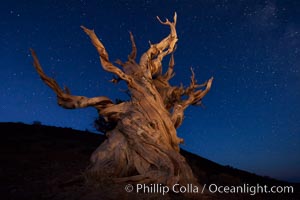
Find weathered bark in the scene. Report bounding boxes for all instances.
[31,13,213,187]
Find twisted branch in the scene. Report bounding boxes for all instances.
[139,12,178,77]
[81,26,134,85]
[30,49,114,111]
[128,31,137,61]
[162,54,175,81]
[170,73,213,128]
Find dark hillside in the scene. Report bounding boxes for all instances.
[0,122,298,199]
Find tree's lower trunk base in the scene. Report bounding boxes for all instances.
[85,130,198,188]
[82,127,207,200]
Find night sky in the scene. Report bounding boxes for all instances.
[1,0,299,182]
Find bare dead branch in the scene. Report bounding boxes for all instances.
[182,76,214,109]
[169,70,213,128]
[31,49,64,98]
[30,49,114,110]
[162,53,175,81]
[81,26,133,84]
[139,13,178,77]
[156,12,177,53]
[128,31,137,61]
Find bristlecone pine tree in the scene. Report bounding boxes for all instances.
[30,13,213,187]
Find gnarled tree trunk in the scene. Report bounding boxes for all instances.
[30,13,213,187]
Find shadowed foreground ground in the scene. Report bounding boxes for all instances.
[0,122,298,199]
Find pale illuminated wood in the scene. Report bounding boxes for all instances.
[31,13,213,187]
